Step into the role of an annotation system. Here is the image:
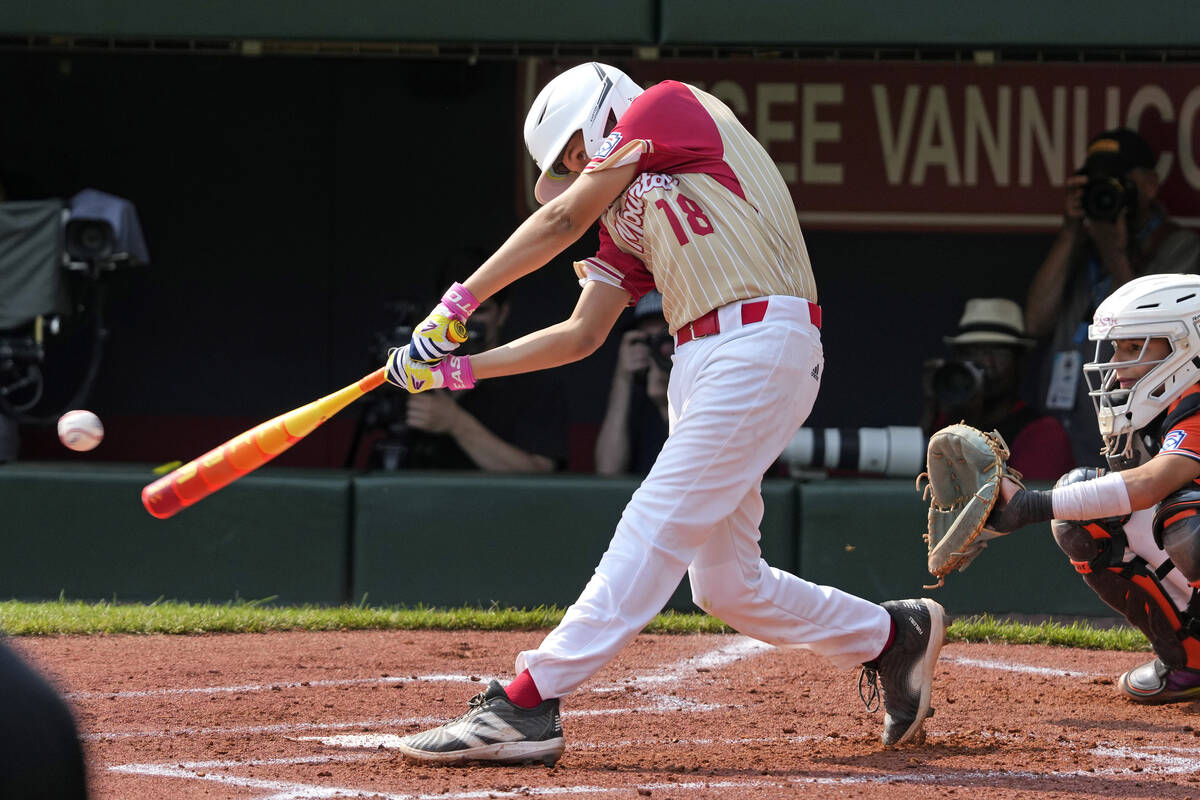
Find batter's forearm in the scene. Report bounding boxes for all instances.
[471,323,599,381]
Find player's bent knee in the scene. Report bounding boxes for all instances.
[1155,487,1200,583]
[1050,468,1130,566]
[1050,519,1106,562]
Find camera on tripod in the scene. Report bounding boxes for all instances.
[0,189,147,459]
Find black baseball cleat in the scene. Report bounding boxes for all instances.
[1118,658,1200,705]
[397,680,564,766]
[859,598,946,747]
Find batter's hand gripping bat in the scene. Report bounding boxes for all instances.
[140,368,387,519]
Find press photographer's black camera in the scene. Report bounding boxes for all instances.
[630,330,674,381]
[1080,169,1137,222]
[924,358,985,421]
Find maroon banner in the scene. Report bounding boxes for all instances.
[520,60,1200,232]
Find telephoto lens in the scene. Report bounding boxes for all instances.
[782,426,926,478]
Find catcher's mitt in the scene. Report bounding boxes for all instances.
[916,423,1024,588]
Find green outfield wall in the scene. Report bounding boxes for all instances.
[0,464,1111,618]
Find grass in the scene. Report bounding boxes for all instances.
[0,598,1152,652]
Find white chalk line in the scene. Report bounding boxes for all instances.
[101,637,766,797]
[86,636,761,742]
[68,672,481,700]
[84,716,441,742]
[110,741,1200,800]
[941,654,1097,678]
[79,644,1092,705]
[85,699,725,742]
[78,637,773,702]
[100,640,1183,798]
[85,647,1094,744]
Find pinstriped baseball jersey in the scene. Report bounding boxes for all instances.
[573,81,816,334]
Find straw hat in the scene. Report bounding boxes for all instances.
[943,298,1035,349]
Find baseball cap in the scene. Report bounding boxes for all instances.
[943,298,1035,349]
[1082,128,1155,174]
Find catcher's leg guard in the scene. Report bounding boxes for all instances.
[1051,470,1200,671]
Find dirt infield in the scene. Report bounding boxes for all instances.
[12,630,1200,799]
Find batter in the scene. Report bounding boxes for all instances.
[386,63,945,764]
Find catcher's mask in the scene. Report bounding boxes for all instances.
[1085,273,1200,462]
[523,62,644,205]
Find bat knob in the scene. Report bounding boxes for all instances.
[449,320,468,344]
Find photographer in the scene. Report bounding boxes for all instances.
[397,288,566,472]
[594,291,671,475]
[923,298,1073,481]
[1026,128,1200,467]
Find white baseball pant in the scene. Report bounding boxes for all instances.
[517,295,892,699]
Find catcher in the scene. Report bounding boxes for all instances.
[938,273,1200,705]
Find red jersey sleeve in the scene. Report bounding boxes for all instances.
[573,222,656,305]
[584,81,746,201]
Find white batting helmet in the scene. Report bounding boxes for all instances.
[1084,273,1200,460]
[524,62,644,205]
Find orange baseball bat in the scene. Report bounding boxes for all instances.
[141,367,387,519]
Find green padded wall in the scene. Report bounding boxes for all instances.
[352,474,797,611]
[6,0,1194,47]
[0,463,351,604]
[0,0,657,43]
[797,479,1112,617]
[0,464,1126,618]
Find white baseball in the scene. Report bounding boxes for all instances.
[57,409,104,452]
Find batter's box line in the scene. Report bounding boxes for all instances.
[940,654,1097,678]
[108,751,1200,800]
[110,752,401,800]
[66,672,483,700]
[87,697,727,742]
[75,636,771,703]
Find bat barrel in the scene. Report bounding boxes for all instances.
[141,367,387,519]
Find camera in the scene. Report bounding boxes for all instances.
[629,330,674,380]
[0,189,147,453]
[924,358,985,422]
[783,426,926,478]
[1080,170,1137,223]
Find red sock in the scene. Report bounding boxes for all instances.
[872,619,897,663]
[504,669,544,709]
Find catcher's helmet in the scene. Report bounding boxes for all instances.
[523,62,643,205]
[1085,273,1200,461]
